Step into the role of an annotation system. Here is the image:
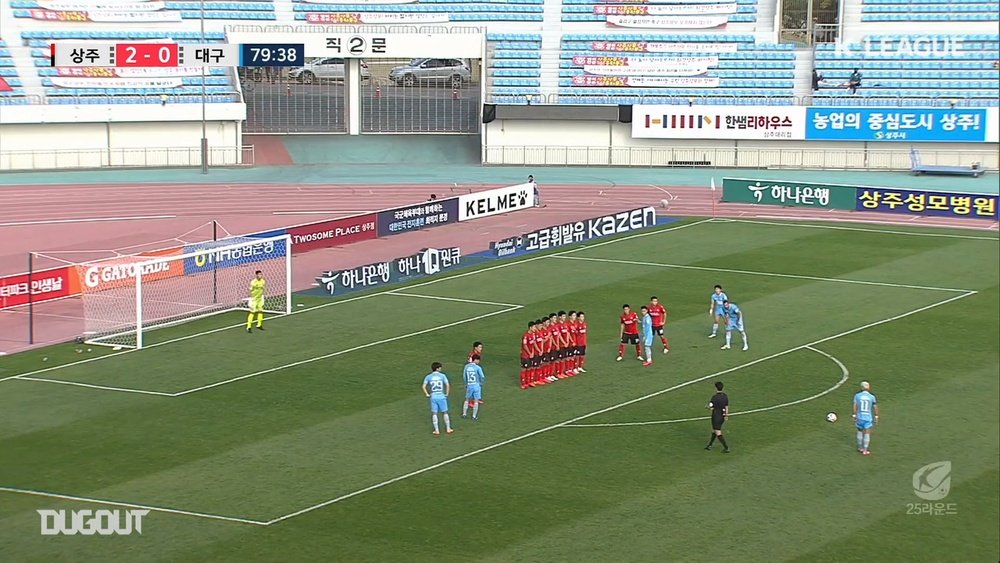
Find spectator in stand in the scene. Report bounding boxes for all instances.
[812,69,823,91]
[848,68,862,94]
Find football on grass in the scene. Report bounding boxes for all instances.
[826,412,838,423]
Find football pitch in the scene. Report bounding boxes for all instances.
[1,217,997,562]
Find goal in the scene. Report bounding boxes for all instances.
[77,234,292,349]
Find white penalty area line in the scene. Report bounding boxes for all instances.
[713,218,1000,241]
[387,291,524,309]
[554,255,975,294]
[0,218,715,387]
[0,486,268,526]
[564,345,849,428]
[0,215,176,227]
[262,289,974,526]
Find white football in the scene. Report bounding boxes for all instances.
[826,412,838,423]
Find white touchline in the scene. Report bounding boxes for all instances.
[713,218,1000,241]
[0,218,714,386]
[386,292,524,309]
[0,486,268,526]
[262,290,975,526]
[554,255,976,294]
[563,345,849,428]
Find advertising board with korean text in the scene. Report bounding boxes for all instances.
[0,267,77,309]
[377,197,460,237]
[632,106,807,140]
[856,189,996,219]
[805,108,992,142]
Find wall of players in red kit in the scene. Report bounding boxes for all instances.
[520,311,588,389]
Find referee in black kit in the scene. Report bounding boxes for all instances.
[705,381,731,453]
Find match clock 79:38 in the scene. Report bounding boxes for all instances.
[239,44,305,67]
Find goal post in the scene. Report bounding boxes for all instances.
[78,234,292,349]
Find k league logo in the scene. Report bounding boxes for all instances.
[912,461,952,501]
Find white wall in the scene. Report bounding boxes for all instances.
[482,119,1000,170]
[0,120,244,170]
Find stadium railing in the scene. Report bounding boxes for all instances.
[0,145,255,171]
[481,144,999,170]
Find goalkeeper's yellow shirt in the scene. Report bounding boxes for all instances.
[250,278,266,299]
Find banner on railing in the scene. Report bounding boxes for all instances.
[805,108,993,143]
[857,189,997,219]
[633,106,806,140]
[458,183,535,221]
[316,247,461,296]
[722,178,856,209]
[490,206,659,256]
[182,236,288,276]
[591,41,739,53]
[596,3,736,15]
[377,198,460,237]
[606,15,728,27]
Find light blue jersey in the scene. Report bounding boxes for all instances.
[712,291,729,316]
[854,390,877,430]
[642,313,654,346]
[424,371,450,413]
[463,362,485,401]
[724,303,744,331]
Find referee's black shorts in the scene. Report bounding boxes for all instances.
[712,414,726,431]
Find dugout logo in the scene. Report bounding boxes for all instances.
[912,461,952,501]
[38,509,149,536]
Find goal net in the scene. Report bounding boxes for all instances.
[74,234,291,349]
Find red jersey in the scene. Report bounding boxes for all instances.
[558,321,571,348]
[539,325,553,352]
[567,320,579,345]
[548,324,561,350]
[648,303,667,327]
[620,311,639,335]
[468,348,482,363]
[576,321,587,346]
[520,332,534,359]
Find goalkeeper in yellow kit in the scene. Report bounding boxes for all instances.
[247,270,266,333]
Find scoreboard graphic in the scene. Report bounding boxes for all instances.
[51,43,305,67]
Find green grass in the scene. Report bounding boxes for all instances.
[1,217,997,562]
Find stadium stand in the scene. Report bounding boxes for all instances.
[291,0,544,23]
[0,37,30,105]
[861,0,999,22]
[555,34,795,105]
[813,34,1000,107]
[486,32,542,103]
[20,30,240,104]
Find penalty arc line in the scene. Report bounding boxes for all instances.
[263,290,974,526]
[0,486,269,526]
[563,345,849,428]
[0,218,714,386]
[554,255,976,294]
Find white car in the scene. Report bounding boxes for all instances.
[288,58,371,84]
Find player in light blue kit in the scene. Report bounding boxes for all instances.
[462,354,486,421]
[852,381,879,456]
[422,362,453,435]
[708,285,728,338]
[720,300,748,351]
[640,305,655,366]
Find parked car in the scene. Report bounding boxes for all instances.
[288,58,371,84]
[388,58,472,88]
